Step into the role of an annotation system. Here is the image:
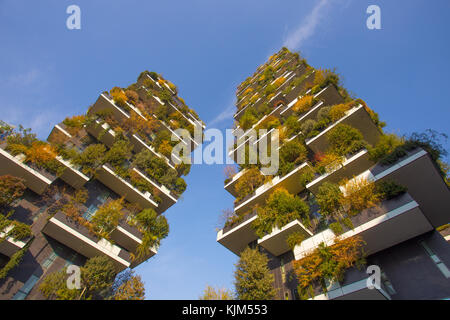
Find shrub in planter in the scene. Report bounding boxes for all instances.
[91,199,124,239]
[158,88,172,104]
[314,153,343,175]
[234,167,265,202]
[256,115,280,131]
[110,87,129,111]
[293,236,365,300]
[157,140,173,159]
[316,182,344,218]
[6,125,37,149]
[239,109,258,131]
[105,139,133,169]
[329,103,352,122]
[284,116,302,138]
[253,188,310,238]
[74,144,106,176]
[62,115,87,134]
[286,231,306,250]
[264,84,276,97]
[0,175,26,207]
[132,208,169,261]
[278,140,307,177]
[300,119,316,137]
[375,180,407,200]
[292,95,315,114]
[327,124,366,156]
[125,90,139,105]
[340,177,381,216]
[329,222,343,235]
[317,106,331,123]
[368,133,404,162]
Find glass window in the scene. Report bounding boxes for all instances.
[420,241,450,279]
[12,274,40,300]
[42,252,57,269]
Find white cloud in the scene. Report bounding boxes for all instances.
[283,0,334,50]
[207,99,236,127]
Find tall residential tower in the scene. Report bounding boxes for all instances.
[218,48,450,300]
[0,71,204,299]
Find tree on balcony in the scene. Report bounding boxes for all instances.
[73,143,106,176]
[130,208,169,261]
[91,198,124,239]
[252,188,310,238]
[292,236,366,300]
[234,247,276,300]
[234,167,265,203]
[327,124,367,157]
[0,175,26,209]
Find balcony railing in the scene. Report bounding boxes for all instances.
[294,192,433,260]
[132,167,177,213]
[306,149,374,195]
[95,163,159,211]
[56,156,90,189]
[305,104,382,155]
[0,225,29,257]
[233,162,311,216]
[309,267,391,300]
[42,211,132,271]
[217,210,258,255]
[0,145,56,195]
[257,219,313,256]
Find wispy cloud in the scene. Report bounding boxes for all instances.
[207,99,236,127]
[283,0,334,50]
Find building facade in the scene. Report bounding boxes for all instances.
[0,71,204,299]
[218,47,450,300]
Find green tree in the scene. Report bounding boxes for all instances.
[111,269,146,300]
[234,247,276,300]
[0,175,26,208]
[199,285,234,300]
[80,256,116,300]
[39,267,80,300]
[91,199,124,238]
[133,208,169,261]
[315,182,344,218]
[327,123,366,156]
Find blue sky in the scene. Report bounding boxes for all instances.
[1,0,449,299]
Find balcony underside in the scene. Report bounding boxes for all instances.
[57,157,90,189]
[306,105,382,154]
[294,195,433,260]
[372,149,450,228]
[0,237,26,257]
[312,278,390,300]
[42,213,131,271]
[234,163,311,216]
[258,219,313,256]
[217,215,258,256]
[88,94,130,123]
[0,148,53,195]
[85,121,116,148]
[224,169,246,197]
[132,168,177,213]
[96,165,159,211]
[47,124,72,144]
[282,84,343,118]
